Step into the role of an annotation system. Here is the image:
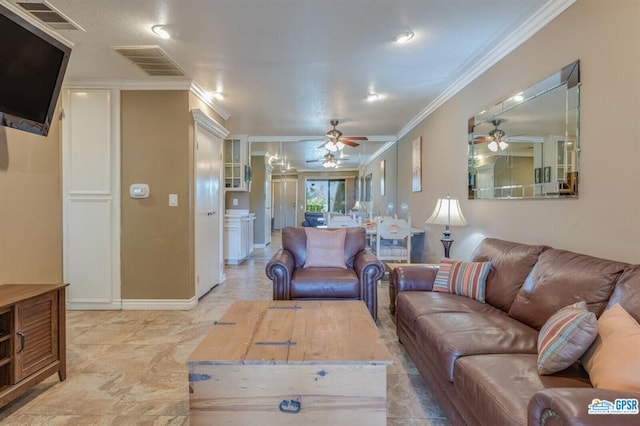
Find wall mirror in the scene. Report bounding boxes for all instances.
[468,60,580,199]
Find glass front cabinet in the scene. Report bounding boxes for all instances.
[224,137,251,191]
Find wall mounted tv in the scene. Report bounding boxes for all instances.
[0,4,71,136]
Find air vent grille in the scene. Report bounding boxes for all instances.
[112,46,185,77]
[17,1,83,31]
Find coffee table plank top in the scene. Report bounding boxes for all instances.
[188,300,391,366]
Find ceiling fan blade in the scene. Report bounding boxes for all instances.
[306,159,321,163]
[341,140,360,147]
[299,138,325,143]
[343,136,368,141]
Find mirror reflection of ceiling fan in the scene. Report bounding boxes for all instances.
[472,119,509,152]
[302,120,368,152]
[306,151,351,169]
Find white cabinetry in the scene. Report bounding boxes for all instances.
[224,210,255,264]
[224,137,251,191]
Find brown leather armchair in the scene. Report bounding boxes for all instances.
[265,227,385,320]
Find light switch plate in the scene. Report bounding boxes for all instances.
[169,194,178,206]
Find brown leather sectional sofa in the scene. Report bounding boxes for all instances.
[393,238,640,425]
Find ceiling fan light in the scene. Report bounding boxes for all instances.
[325,141,338,152]
[487,141,498,152]
[336,141,345,150]
[499,141,509,150]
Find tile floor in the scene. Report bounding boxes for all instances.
[0,232,449,425]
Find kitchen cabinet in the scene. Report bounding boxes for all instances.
[224,137,251,191]
[224,210,255,264]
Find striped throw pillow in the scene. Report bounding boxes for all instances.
[537,301,598,375]
[433,259,491,303]
[433,259,455,293]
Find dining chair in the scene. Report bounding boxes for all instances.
[375,216,411,263]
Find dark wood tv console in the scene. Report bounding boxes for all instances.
[0,283,68,408]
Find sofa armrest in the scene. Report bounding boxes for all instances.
[394,264,438,293]
[528,388,640,426]
[265,249,295,300]
[354,249,385,320]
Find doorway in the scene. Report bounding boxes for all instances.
[194,117,224,298]
[273,178,298,229]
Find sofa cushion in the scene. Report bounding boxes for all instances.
[508,249,628,330]
[290,267,359,298]
[470,238,549,312]
[582,303,640,392]
[407,294,538,382]
[303,227,347,268]
[454,354,591,426]
[537,301,597,375]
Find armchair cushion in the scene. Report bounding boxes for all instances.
[291,267,359,298]
[303,227,347,268]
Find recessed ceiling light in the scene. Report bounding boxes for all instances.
[394,30,414,43]
[151,25,170,39]
[367,93,379,102]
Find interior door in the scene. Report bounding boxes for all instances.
[273,179,297,229]
[265,170,272,244]
[195,125,222,298]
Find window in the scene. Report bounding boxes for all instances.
[305,179,346,213]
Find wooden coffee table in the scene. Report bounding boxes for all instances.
[188,300,392,425]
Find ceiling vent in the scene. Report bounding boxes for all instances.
[112,46,186,77]
[17,1,83,31]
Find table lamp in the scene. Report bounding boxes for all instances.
[425,195,467,258]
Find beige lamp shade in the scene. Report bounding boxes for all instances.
[425,196,467,227]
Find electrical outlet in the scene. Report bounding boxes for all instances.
[232,198,238,206]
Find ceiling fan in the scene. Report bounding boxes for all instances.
[302,120,368,152]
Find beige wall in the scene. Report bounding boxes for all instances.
[0,110,62,284]
[398,0,640,263]
[363,144,398,216]
[121,90,193,299]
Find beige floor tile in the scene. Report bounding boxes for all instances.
[0,231,447,424]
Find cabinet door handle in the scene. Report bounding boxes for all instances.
[16,331,25,354]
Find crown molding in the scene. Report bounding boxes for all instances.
[189,81,232,120]
[396,0,577,141]
[192,109,229,138]
[248,135,396,143]
[62,79,232,121]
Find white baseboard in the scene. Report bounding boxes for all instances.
[121,298,198,310]
[67,301,122,310]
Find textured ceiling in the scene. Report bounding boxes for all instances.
[9,0,572,170]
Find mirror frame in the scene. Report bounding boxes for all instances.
[468,60,580,200]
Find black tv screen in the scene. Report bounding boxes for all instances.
[0,5,71,136]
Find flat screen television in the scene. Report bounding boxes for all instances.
[0,5,71,136]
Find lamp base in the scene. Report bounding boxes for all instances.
[440,228,454,258]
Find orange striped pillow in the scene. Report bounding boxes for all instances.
[433,259,492,303]
[537,301,597,375]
